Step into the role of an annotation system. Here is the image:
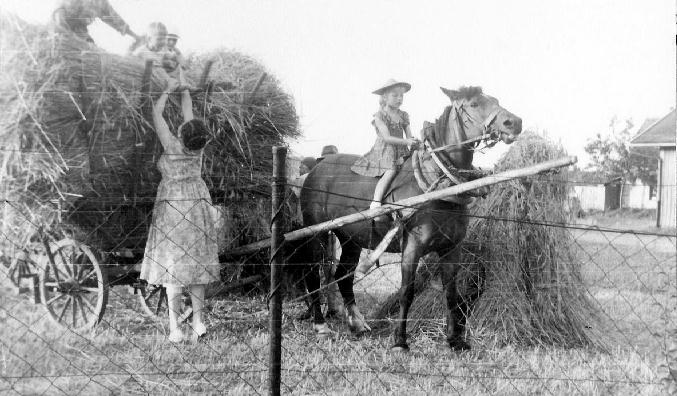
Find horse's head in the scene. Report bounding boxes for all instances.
[439,86,522,146]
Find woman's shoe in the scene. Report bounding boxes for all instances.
[190,323,207,342]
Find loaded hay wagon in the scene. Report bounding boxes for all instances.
[0,15,299,331]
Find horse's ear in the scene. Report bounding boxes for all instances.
[440,87,459,101]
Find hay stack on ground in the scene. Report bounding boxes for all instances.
[375,132,604,349]
[0,14,299,265]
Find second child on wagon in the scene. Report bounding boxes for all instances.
[351,79,421,212]
[133,22,194,119]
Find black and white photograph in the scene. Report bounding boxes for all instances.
[0,0,675,394]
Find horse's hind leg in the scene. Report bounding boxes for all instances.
[439,246,471,351]
[323,233,343,318]
[334,241,370,334]
[392,234,425,351]
[303,263,331,336]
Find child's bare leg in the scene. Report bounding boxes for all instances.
[180,89,193,121]
[188,284,207,338]
[370,169,396,209]
[166,284,184,342]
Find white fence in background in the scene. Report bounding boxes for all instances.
[622,184,656,209]
[571,185,605,211]
[570,184,656,211]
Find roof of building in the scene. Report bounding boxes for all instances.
[630,109,676,147]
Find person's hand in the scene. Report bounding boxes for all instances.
[165,79,180,93]
[406,138,421,150]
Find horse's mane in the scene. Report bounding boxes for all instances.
[446,86,483,101]
[422,106,451,148]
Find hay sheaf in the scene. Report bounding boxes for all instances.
[376,132,604,349]
[0,13,299,256]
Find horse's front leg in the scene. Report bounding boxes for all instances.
[439,246,471,351]
[392,233,425,352]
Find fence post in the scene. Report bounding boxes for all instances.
[269,146,286,396]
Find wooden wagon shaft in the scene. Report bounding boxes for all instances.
[223,156,577,258]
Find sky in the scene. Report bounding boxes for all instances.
[2,0,675,167]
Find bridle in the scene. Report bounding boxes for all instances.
[428,101,502,153]
[415,99,502,193]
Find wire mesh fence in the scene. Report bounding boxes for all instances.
[1,151,675,395]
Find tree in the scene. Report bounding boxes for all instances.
[584,117,659,185]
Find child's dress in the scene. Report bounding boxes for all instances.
[140,148,220,286]
[351,108,410,177]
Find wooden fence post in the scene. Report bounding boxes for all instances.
[269,146,287,396]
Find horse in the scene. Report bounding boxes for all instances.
[299,86,522,351]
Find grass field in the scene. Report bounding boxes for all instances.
[1,220,675,395]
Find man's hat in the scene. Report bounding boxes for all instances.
[372,78,411,95]
[166,25,180,39]
[300,157,316,171]
[318,145,338,160]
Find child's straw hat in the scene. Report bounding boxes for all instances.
[372,79,411,95]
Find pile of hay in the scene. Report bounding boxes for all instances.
[376,132,604,349]
[0,13,299,262]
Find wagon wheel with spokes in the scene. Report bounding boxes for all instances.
[138,281,192,322]
[39,238,108,331]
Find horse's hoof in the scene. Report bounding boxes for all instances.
[313,323,333,340]
[448,338,471,351]
[390,343,410,353]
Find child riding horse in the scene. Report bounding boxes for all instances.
[352,79,421,213]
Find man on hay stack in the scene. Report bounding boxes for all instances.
[51,0,141,45]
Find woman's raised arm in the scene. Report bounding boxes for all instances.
[152,91,179,151]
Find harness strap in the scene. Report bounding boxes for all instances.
[412,149,444,193]
[412,147,473,204]
[411,149,428,191]
[483,108,501,131]
[425,140,465,186]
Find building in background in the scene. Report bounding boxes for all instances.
[630,109,676,228]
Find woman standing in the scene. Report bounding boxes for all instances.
[141,81,220,342]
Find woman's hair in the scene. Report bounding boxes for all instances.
[179,119,209,151]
